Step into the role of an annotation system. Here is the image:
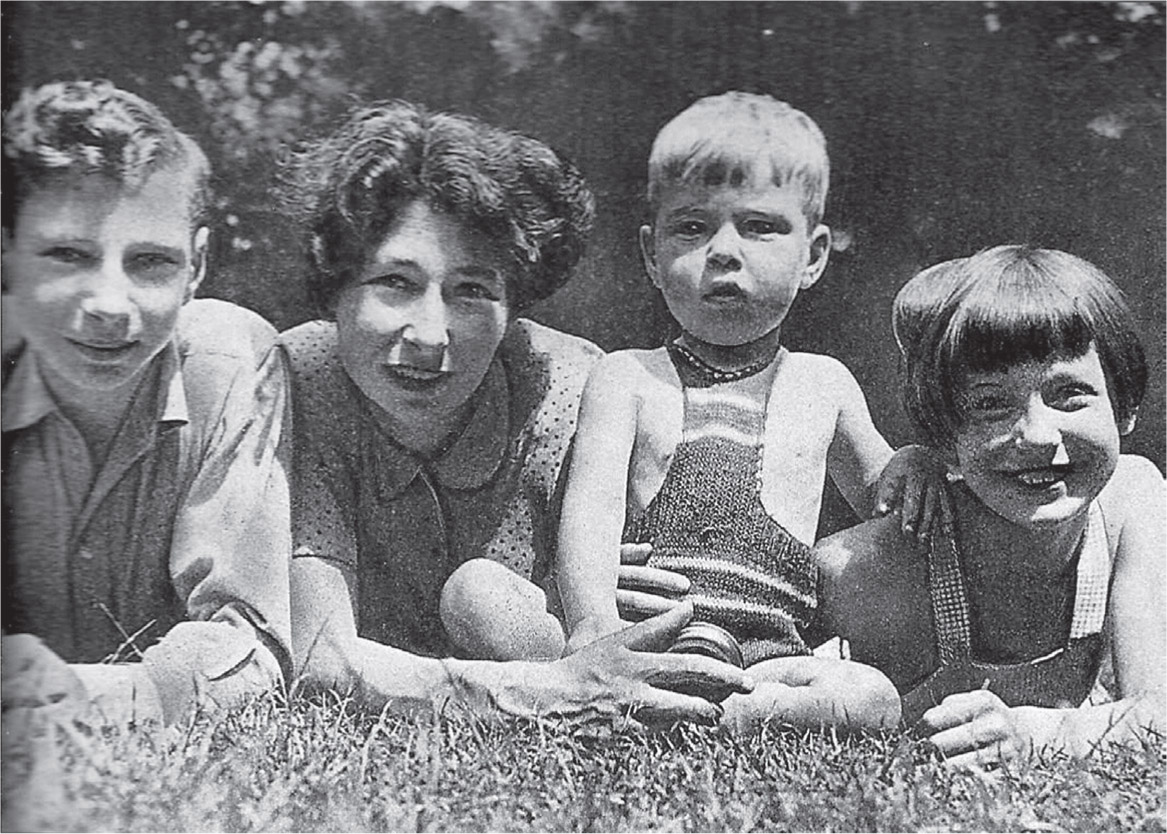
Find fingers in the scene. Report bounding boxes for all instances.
[619,542,653,566]
[616,589,684,622]
[900,468,926,537]
[612,600,694,651]
[638,650,754,698]
[618,564,691,595]
[918,690,1017,764]
[631,687,726,729]
[916,478,938,543]
[872,469,903,518]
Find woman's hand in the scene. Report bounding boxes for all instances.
[873,444,951,542]
[917,689,1037,769]
[616,542,690,621]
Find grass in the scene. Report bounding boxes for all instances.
[2,694,1164,832]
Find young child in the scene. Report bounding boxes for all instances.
[557,92,903,731]
[2,81,292,726]
[816,246,1164,766]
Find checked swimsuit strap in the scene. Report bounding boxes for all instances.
[623,342,817,667]
[900,502,1110,725]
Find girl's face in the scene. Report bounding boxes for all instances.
[334,200,511,451]
[950,344,1124,530]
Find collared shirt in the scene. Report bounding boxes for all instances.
[282,318,602,658]
[2,298,292,724]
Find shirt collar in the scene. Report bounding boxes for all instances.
[360,357,510,498]
[1,341,189,432]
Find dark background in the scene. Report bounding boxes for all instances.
[5,1,1163,537]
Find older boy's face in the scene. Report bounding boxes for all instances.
[2,170,205,405]
[641,178,829,346]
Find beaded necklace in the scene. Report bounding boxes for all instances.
[670,340,779,383]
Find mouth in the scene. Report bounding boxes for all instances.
[69,339,138,362]
[1003,464,1073,490]
[702,286,748,305]
[382,363,450,390]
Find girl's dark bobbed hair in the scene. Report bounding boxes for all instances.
[895,245,1147,447]
[280,100,595,315]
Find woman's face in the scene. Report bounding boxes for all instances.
[950,345,1122,530]
[335,200,511,450]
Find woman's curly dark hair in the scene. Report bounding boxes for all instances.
[280,100,595,315]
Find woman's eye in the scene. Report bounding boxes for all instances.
[367,273,414,291]
[454,282,500,302]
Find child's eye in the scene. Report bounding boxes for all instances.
[42,246,93,265]
[669,220,706,239]
[961,391,1014,420]
[1049,383,1097,410]
[741,218,791,236]
[128,252,180,273]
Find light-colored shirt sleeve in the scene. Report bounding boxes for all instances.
[117,343,293,724]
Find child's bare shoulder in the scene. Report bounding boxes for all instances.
[1098,454,1166,530]
[816,514,914,581]
[592,348,673,385]
[779,351,865,404]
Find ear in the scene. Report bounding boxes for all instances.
[800,224,831,290]
[186,226,209,304]
[1119,409,1138,437]
[639,224,661,288]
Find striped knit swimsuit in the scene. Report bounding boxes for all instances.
[623,342,816,667]
[900,503,1110,724]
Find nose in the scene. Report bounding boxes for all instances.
[706,222,742,270]
[401,285,450,354]
[79,260,135,330]
[1013,396,1062,448]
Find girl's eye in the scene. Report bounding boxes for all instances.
[1050,383,1096,410]
[962,391,1014,420]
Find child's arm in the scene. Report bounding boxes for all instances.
[821,358,895,517]
[557,353,643,653]
[920,456,1165,767]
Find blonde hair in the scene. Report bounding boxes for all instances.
[646,91,829,227]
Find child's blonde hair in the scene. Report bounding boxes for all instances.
[646,91,829,227]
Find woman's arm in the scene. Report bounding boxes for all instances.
[291,556,753,727]
[556,354,642,651]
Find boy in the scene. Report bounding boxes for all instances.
[558,92,902,731]
[2,80,292,726]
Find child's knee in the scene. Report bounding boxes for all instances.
[830,660,902,730]
[440,559,564,662]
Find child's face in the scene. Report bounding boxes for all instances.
[640,178,829,346]
[950,345,1123,530]
[2,170,206,404]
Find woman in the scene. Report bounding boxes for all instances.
[279,100,749,726]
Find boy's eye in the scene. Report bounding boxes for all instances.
[741,217,791,236]
[42,246,93,265]
[128,252,180,272]
[669,219,707,238]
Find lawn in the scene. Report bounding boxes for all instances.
[2,694,1163,832]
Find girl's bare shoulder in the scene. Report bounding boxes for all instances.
[815,514,920,583]
[1097,454,1166,536]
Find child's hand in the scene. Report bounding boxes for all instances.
[616,543,690,621]
[916,689,1028,769]
[873,444,951,542]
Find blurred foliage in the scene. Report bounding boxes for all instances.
[3,1,1164,522]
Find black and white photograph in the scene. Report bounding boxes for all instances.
[2,2,1164,830]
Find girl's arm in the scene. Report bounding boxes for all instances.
[291,556,753,726]
[556,353,642,652]
[921,457,1165,767]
